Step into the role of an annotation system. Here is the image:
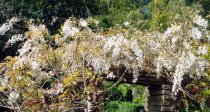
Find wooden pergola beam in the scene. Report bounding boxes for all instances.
[103,64,171,86]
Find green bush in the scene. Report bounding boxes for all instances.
[105,101,141,112]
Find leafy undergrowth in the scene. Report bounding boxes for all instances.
[105,101,143,112]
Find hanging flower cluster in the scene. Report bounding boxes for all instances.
[0,17,20,35]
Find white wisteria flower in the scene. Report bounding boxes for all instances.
[0,76,9,86]
[62,19,79,38]
[164,25,181,38]
[18,40,32,56]
[130,39,143,59]
[193,14,208,28]
[107,72,115,79]
[198,46,208,55]
[4,34,25,49]
[191,27,202,40]
[0,17,20,35]
[90,58,102,72]
[31,61,41,70]
[8,91,20,104]
[79,19,88,27]
[55,83,64,94]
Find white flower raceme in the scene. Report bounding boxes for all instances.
[103,35,127,59]
[55,83,64,94]
[4,34,25,49]
[8,91,20,103]
[62,19,79,38]
[107,72,115,79]
[0,24,11,35]
[92,57,101,70]
[103,36,117,52]
[0,17,20,35]
[132,64,139,83]
[196,60,207,78]
[18,40,32,56]
[198,46,208,55]
[172,63,184,94]
[191,27,202,40]
[171,37,178,46]
[164,25,181,38]
[0,76,9,86]
[130,39,143,59]
[154,57,162,78]
[31,61,41,70]
[147,40,161,52]
[88,57,110,73]
[154,56,178,78]
[172,52,199,94]
[183,41,191,49]
[27,24,48,39]
[112,44,121,59]
[79,19,88,27]
[193,14,208,28]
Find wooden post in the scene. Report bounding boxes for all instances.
[86,85,104,112]
[146,85,177,112]
[85,76,104,112]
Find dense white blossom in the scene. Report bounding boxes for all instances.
[107,72,115,79]
[79,19,88,27]
[172,52,198,94]
[0,76,9,86]
[31,61,41,70]
[103,35,127,59]
[191,27,202,40]
[18,40,32,56]
[130,39,143,59]
[154,57,177,76]
[4,34,24,49]
[103,36,117,52]
[0,17,20,35]
[88,57,110,73]
[55,83,64,94]
[171,37,178,47]
[183,41,191,49]
[154,57,164,78]
[90,58,103,72]
[198,46,208,55]
[147,40,161,52]
[112,44,121,59]
[29,24,46,32]
[62,19,79,38]
[164,25,181,38]
[193,14,208,28]
[8,91,20,104]
[132,65,139,83]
